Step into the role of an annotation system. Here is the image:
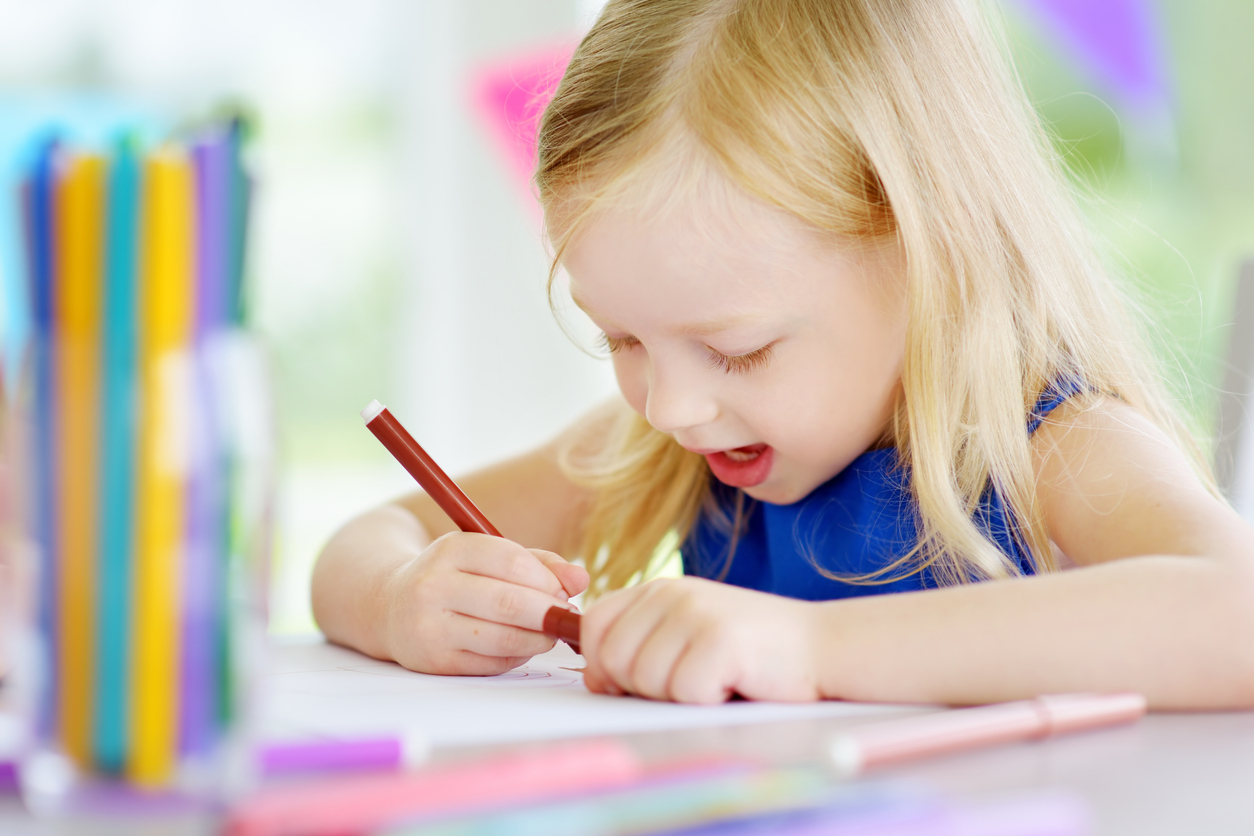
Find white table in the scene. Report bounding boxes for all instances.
[4,639,1254,834]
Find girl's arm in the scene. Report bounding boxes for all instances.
[581,399,1254,708]
[311,401,620,674]
[812,397,1254,708]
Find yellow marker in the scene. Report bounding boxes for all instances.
[130,148,194,786]
[56,152,105,768]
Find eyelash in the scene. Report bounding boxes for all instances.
[596,333,638,355]
[596,333,775,375]
[708,343,775,375]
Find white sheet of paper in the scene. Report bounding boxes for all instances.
[257,637,913,749]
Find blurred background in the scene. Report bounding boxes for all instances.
[0,0,1250,636]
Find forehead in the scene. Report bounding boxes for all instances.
[563,180,867,333]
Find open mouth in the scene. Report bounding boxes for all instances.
[704,443,773,488]
[722,445,765,462]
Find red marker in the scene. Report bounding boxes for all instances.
[542,606,582,655]
[361,400,581,654]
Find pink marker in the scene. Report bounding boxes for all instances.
[226,738,640,836]
[829,692,1147,776]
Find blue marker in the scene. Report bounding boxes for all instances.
[27,137,59,742]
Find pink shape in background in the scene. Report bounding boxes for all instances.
[469,44,576,215]
[467,4,1174,200]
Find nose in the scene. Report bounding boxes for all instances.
[644,360,719,434]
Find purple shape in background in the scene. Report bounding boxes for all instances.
[1015,0,1170,109]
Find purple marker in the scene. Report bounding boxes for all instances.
[180,132,233,758]
[660,791,1089,835]
[0,761,18,795]
[257,734,428,778]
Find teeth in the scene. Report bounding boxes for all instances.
[723,448,761,462]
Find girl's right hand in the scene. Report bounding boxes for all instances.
[379,531,588,676]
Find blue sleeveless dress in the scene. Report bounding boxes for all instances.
[680,384,1079,599]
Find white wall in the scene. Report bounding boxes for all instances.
[391,1,618,477]
[0,0,621,633]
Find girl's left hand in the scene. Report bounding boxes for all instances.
[580,577,821,703]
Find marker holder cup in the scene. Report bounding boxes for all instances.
[1,128,272,814]
[8,331,273,813]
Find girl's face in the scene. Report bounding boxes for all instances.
[563,184,908,505]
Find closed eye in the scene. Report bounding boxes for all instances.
[598,332,774,375]
[708,342,775,375]
[596,332,640,355]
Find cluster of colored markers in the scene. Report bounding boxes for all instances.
[21,123,254,787]
[227,737,1096,836]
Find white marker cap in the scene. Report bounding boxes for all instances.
[400,729,431,768]
[361,399,386,424]
[828,733,865,777]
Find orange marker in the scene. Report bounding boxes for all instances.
[55,151,106,766]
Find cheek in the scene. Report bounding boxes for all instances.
[611,354,649,415]
[752,341,893,456]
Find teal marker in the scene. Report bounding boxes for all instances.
[94,137,139,773]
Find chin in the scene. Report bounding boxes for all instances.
[740,481,811,506]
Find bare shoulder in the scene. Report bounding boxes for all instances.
[1030,395,1253,566]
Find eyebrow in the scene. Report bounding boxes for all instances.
[570,293,767,337]
[676,315,768,336]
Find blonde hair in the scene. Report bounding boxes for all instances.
[538,0,1214,596]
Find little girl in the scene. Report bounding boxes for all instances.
[313,0,1254,708]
